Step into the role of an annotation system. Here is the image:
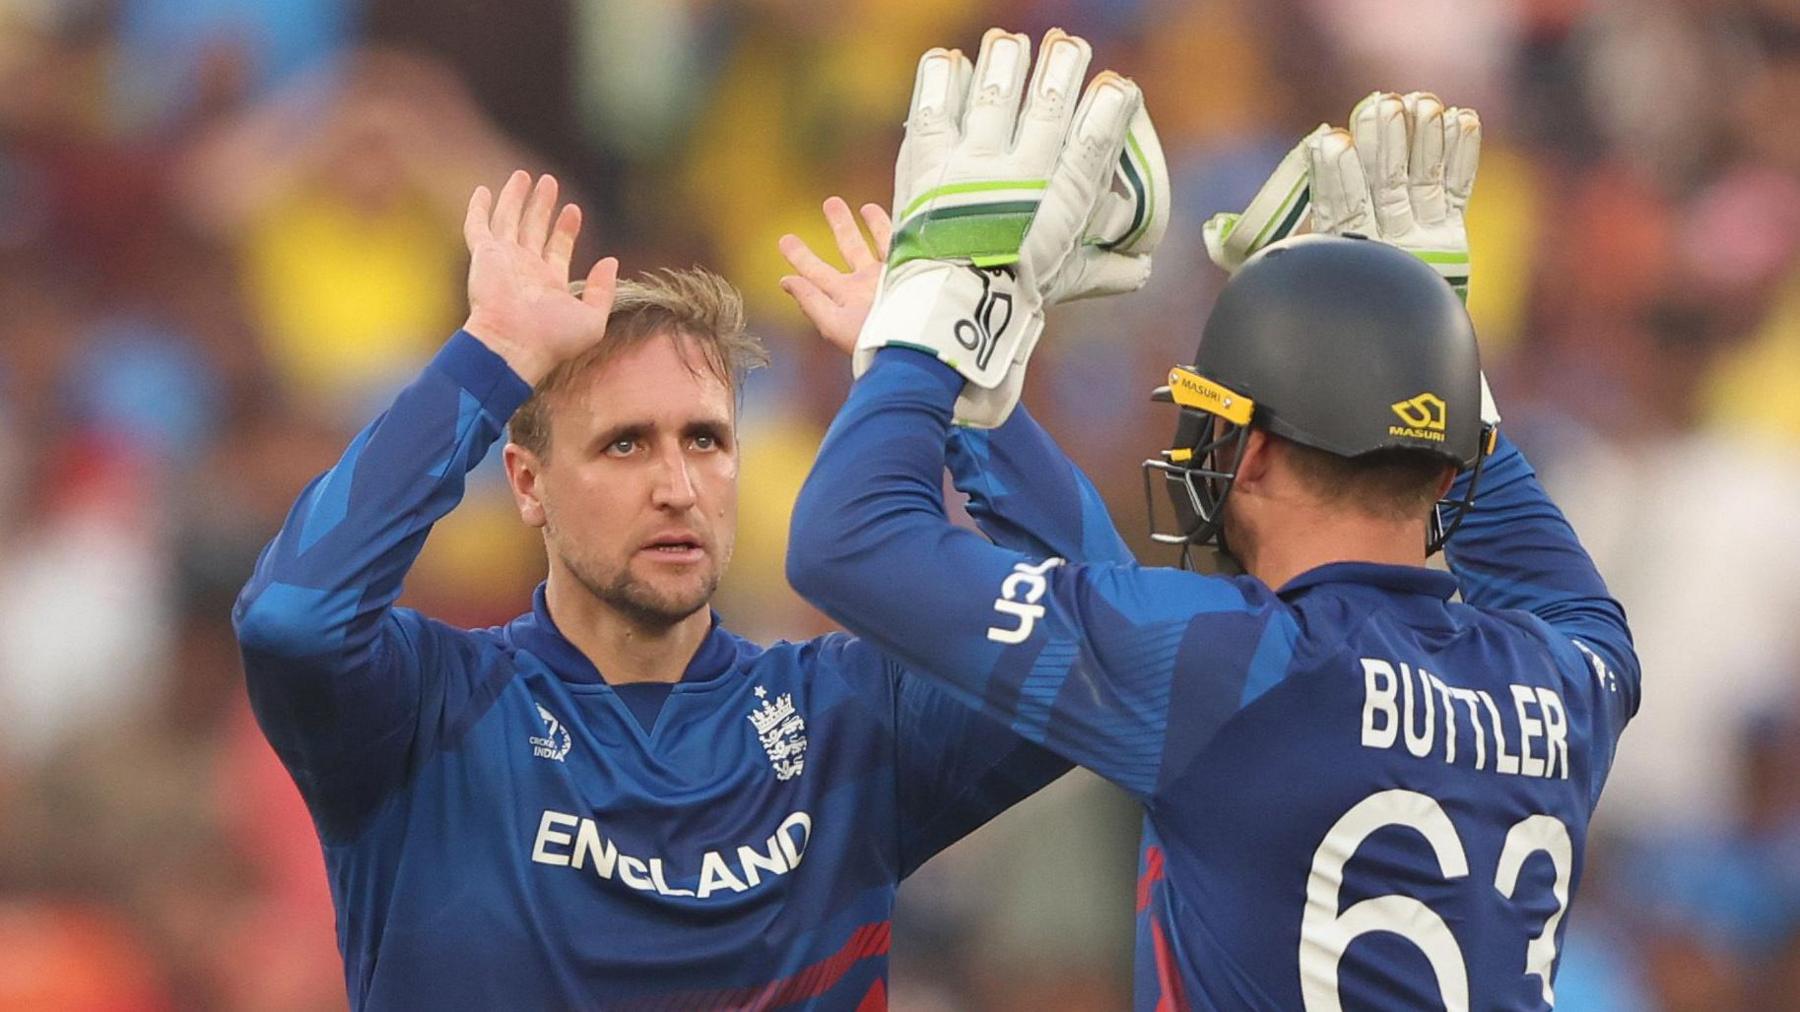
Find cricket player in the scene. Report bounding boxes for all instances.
[788,31,1639,1010]
[232,79,1167,1004]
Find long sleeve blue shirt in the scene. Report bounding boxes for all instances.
[233,332,1134,1010]
[788,350,1640,1010]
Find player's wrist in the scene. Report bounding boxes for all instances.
[461,313,560,387]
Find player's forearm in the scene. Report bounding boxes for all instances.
[1444,433,1639,690]
[948,407,1136,565]
[234,331,531,662]
[793,351,1194,799]
[789,350,1030,705]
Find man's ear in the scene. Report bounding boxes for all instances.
[1434,464,1457,501]
[1233,428,1276,494]
[503,442,548,528]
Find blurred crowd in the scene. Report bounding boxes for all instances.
[2,0,1800,1008]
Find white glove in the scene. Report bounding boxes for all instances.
[1202,92,1480,300]
[1203,91,1496,425]
[961,96,1167,428]
[1312,91,1479,302]
[854,28,1148,428]
[1201,124,1329,274]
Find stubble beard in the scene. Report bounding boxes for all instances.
[563,551,721,632]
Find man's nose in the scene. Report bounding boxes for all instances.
[650,444,698,510]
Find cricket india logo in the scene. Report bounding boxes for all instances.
[531,703,572,762]
[748,686,807,781]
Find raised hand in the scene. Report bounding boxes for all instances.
[461,170,620,385]
[777,196,892,356]
[1314,91,1479,300]
[1202,91,1481,303]
[854,29,1145,428]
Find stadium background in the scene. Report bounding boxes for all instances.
[3,0,1800,1007]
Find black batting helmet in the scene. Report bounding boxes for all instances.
[1143,234,1495,557]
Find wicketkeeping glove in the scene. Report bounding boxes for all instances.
[1201,124,1329,274]
[1204,92,1480,301]
[1203,91,1496,424]
[1314,91,1479,301]
[853,28,1155,428]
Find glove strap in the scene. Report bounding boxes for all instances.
[854,261,1044,395]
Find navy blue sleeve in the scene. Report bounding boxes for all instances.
[1445,432,1640,773]
[791,350,1289,802]
[233,332,531,840]
[881,406,1138,873]
[946,407,1136,565]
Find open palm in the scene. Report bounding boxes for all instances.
[462,171,619,385]
[777,197,892,356]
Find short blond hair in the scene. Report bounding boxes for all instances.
[508,267,768,455]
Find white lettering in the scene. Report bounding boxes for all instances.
[738,837,789,888]
[1427,673,1457,764]
[1450,688,1486,770]
[987,599,1046,644]
[1511,685,1546,778]
[777,811,812,869]
[533,809,814,901]
[986,558,1064,644]
[1361,659,1399,749]
[1402,664,1436,759]
[697,850,747,899]
[531,811,578,866]
[618,855,653,891]
[571,818,618,877]
[1477,691,1521,775]
[1351,660,1578,783]
[649,858,695,897]
[1001,569,1050,604]
[1537,687,1570,780]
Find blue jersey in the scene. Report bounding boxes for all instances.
[788,351,1641,1010]
[233,333,1134,1010]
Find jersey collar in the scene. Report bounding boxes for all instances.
[1276,561,1459,601]
[507,583,739,687]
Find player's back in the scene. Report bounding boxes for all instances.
[1140,564,1629,1011]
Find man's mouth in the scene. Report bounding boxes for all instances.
[641,534,705,563]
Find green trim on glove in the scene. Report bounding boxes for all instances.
[889,201,1042,269]
[899,178,1047,222]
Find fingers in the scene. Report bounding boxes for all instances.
[1064,71,1140,189]
[1443,106,1481,213]
[778,275,852,352]
[777,232,848,302]
[899,47,974,213]
[823,196,877,272]
[906,46,974,139]
[580,256,620,313]
[1032,71,1139,262]
[463,185,493,251]
[1308,127,1376,236]
[490,170,531,244]
[519,174,560,253]
[545,203,580,279]
[1402,92,1449,226]
[962,28,1032,155]
[1350,91,1415,237]
[1014,28,1093,167]
[861,203,893,260]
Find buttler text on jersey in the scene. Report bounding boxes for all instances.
[1359,657,1571,779]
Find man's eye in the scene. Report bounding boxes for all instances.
[607,439,638,456]
[691,434,717,451]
